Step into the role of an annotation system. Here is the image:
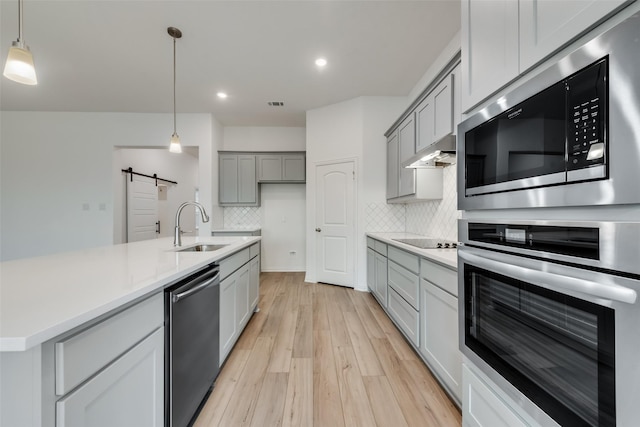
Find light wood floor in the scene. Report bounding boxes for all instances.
[194,272,462,427]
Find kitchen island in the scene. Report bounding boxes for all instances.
[0,235,260,427]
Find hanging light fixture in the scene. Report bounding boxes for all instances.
[3,0,37,85]
[168,27,182,153]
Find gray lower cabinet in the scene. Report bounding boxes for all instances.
[56,328,164,427]
[257,153,306,182]
[219,243,261,365]
[366,238,388,307]
[219,154,258,206]
[55,293,165,427]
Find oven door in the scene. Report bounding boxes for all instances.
[458,245,640,427]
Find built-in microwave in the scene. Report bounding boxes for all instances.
[458,12,640,210]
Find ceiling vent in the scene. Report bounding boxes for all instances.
[268,101,284,106]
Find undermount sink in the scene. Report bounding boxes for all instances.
[175,244,228,252]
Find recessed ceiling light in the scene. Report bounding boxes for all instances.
[217,92,228,99]
[315,58,327,67]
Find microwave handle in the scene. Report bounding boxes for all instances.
[458,250,637,305]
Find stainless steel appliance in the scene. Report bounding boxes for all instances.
[166,264,220,427]
[458,219,640,426]
[458,12,640,210]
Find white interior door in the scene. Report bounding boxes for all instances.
[315,161,355,287]
[126,174,159,242]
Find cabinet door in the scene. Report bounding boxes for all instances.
[257,155,282,181]
[249,256,260,310]
[367,248,375,292]
[56,328,164,427]
[236,265,250,330]
[219,155,239,204]
[420,279,462,401]
[398,115,416,197]
[237,155,257,204]
[432,74,454,142]
[374,252,388,307]
[461,0,519,112]
[415,94,434,153]
[220,273,237,364]
[282,154,306,181]
[519,0,630,71]
[386,132,399,199]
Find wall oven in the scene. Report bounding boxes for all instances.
[458,12,640,210]
[458,219,640,427]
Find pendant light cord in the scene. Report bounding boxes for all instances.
[173,35,177,135]
[18,0,24,42]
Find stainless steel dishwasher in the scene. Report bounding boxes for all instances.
[165,263,220,427]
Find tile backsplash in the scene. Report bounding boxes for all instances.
[223,206,261,228]
[365,165,460,241]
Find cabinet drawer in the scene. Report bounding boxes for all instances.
[55,293,163,396]
[374,240,387,256]
[220,248,250,280]
[388,260,419,310]
[420,258,458,296]
[388,246,419,274]
[250,242,260,259]
[463,364,529,427]
[387,288,419,347]
[367,237,375,250]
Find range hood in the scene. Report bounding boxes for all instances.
[402,134,456,168]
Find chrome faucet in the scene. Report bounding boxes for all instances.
[174,201,210,246]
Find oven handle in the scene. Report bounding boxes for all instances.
[458,250,637,304]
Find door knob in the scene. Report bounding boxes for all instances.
[315,228,322,232]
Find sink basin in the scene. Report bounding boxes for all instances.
[176,244,228,252]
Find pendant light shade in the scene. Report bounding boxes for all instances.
[3,0,37,85]
[168,27,182,153]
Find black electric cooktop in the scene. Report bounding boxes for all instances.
[392,238,458,249]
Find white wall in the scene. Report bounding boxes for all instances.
[305,96,406,290]
[223,126,306,151]
[260,184,306,271]
[113,148,199,244]
[0,111,213,261]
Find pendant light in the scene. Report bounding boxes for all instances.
[168,27,182,153]
[3,0,37,85]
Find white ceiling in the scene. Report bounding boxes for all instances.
[0,0,461,127]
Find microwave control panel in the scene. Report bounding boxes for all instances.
[567,58,608,171]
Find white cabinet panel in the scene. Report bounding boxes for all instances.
[420,279,462,401]
[56,328,164,427]
[519,0,630,70]
[463,365,529,427]
[461,0,519,112]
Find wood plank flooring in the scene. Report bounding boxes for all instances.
[194,272,461,427]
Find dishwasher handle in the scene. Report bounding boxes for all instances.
[172,272,220,303]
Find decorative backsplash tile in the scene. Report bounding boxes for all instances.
[405,165,460,240]
[223,207,261,228]
[365,203,406,232]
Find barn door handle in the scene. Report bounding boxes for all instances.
[156,221,161,234]
[315,228,321,232]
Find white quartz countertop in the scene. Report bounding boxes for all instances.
[366,232,458,269]
[211,227,261,232]
[0,235,261,352]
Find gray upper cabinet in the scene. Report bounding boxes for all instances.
[416,73,454,152]
[219,154,258,206]
[386,131,399,199]
[398,115,416,197]
[257,153,306,182]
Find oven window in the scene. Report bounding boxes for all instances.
[465,265,615,427]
